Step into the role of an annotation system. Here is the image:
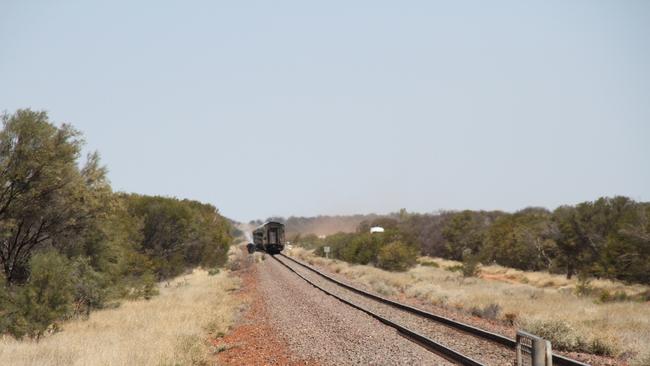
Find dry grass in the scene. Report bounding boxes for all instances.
[289,247,650,364]
[418,256,646,294]
[0,269,242,366]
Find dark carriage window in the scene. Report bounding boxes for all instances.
[269,229,277,244]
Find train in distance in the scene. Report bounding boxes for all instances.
[247,221,285,255]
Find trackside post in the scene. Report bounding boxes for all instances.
[516,331,552,366]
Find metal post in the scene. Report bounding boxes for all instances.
[516,335,522,366]
[532,338,546,366]
[545,340,553,366]
[516,331,552,366]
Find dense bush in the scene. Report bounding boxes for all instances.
[377,241,418,271]
[0,109,233,339]
[297,197,650,285]
[396,199,650,284]
[124,195,231,280]
[312,228,418,271]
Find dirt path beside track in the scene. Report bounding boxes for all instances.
[213,258,315,366]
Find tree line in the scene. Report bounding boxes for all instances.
[0,109,233,339]
[292,198,649,285]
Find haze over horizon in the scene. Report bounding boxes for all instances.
[2,1,649,222]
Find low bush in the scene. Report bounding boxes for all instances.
[633,289,650,302]
[377,241,418,271]
[2,251,74,339]
[598,290,629,303]
[523,319,584,352]
[445,264,463,272]
[461,249,480,278]
[419,261,439,268]
[575,275,594,297]
[523,318,619,356]
[71,257,108,317]
[470,303,501,320]
[503,312,518,326]
[587,335,619,356]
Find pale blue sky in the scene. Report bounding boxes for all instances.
[1,1,649,221]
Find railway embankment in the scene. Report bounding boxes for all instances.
[258,254,455,365]
[285,247,641,366]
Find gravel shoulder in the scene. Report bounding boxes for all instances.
[258,256,456,366]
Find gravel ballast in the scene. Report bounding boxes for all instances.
[275,255,516,366]
[257,257,456,365]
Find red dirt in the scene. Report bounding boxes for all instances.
[212,261,317,366]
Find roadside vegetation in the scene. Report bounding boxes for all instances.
[0,267,241,366]
[288,247,650,365]
[308,229,419,272]
[0,109,233,341]
[286,200,650,363]
[290,201,650,285]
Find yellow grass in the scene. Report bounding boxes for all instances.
[438,258,649,297]
[289,247,650,364]
[0,269,241,366]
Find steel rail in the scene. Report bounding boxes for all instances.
[271,254,485,366]
[278,253,590,366]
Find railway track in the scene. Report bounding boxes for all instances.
[273,253,590,366]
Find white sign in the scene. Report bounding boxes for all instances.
[323,246,330,253]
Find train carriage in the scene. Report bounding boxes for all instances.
[251,221,285,254]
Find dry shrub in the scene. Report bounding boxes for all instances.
[504,312,518,326]
[587,334,619,357]
[0,269,241,366]
[470,303,501,320]
[523,319,619,356]
[523,319,584,352]
[418,261,440,268]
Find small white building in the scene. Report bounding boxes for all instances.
[370,226,384,234]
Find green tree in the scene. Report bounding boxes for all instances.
[551,196,647,281]
[442,210,499,260]
[598,201,650,283]
[0,110,108,283]
[122,194,232,280]
[183,200,231,268]
[483,208,557,271]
